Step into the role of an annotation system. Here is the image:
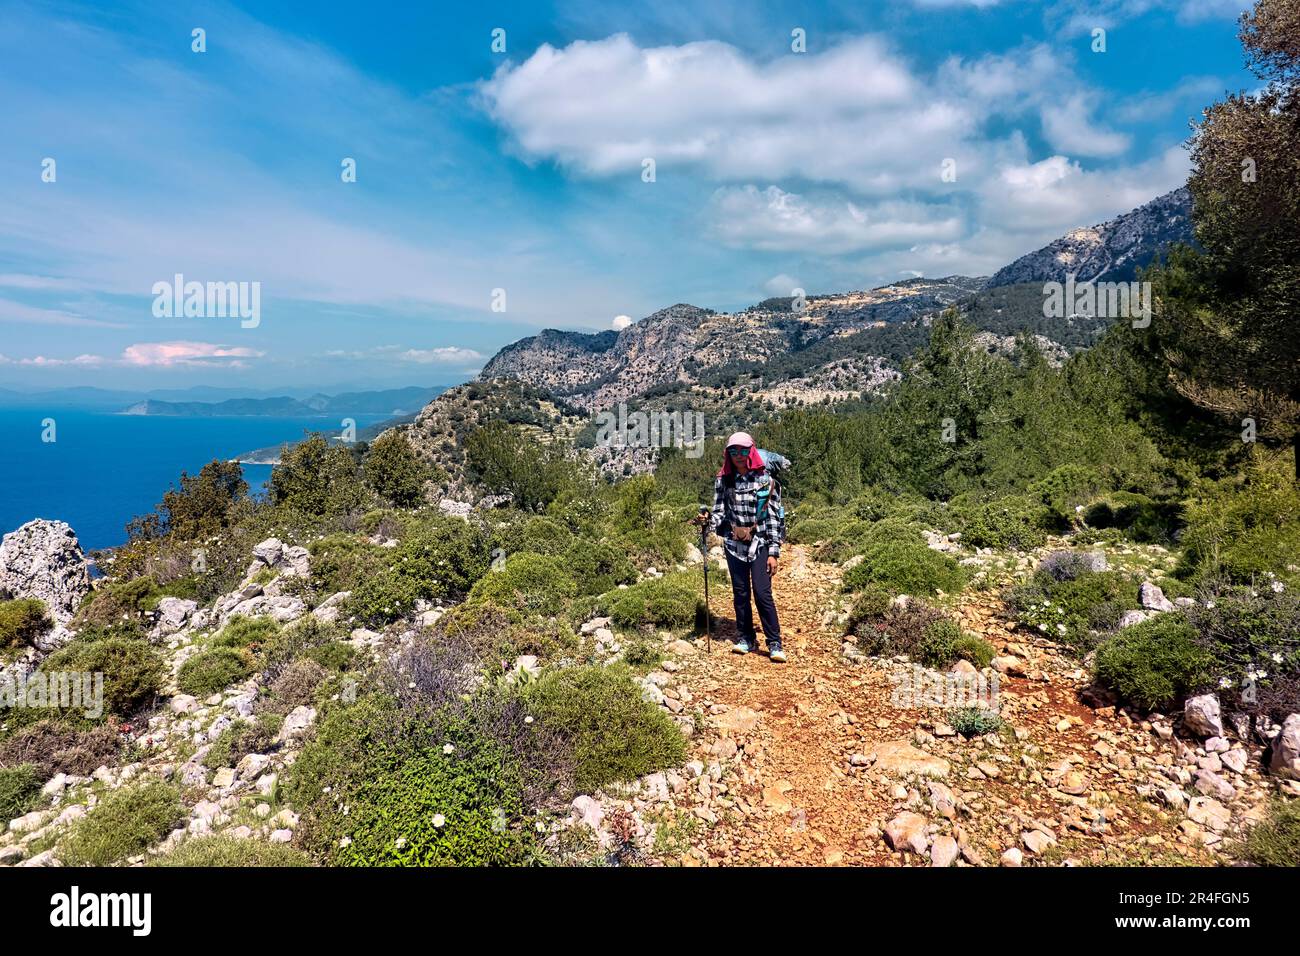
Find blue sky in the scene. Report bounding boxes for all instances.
[0,0,1256,391]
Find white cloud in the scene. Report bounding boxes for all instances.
[611,315,633,330]
[1040,93,1131,157]
[121,342,265,368]
[709,186,965,254]
[763,274,802,297]
[0,297,124,328]
[397,347,485,364]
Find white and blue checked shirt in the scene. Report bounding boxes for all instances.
[709,470,783,563]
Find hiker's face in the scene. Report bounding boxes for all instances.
[728,446,749,471]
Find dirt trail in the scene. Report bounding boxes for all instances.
[685,544,899,865]
[660,544,1243,867]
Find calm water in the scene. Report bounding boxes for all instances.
[0,408,387,552]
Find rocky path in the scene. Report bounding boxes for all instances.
[644,544,1273,867]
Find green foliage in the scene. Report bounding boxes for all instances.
[72,577,162,638]
[203,718,276,769]
[270,434,370,517]
[523,665,686,793]
[1029,465,1108,525]
[0,721,120,778]
[363,431,431,507]
[350,519,491,625]
[0,599,52,651]
[213,614,280,650]
[951,494,1050,550]
[947,707,1005,738]
[287,694,539,866]
[307,534,389,596]
[915,618,994,669]
[604,574,701,631]
[1006,569,1137,652]
[466,552,576,616]
[127,458,248,542]
[562,538,637,596]
[1185,586,1300,717]
[843,535,968,597]
[149,836,313,867]
[1234,799,1300,867]
[58,780,184,866]
[465,420,577,512]
[177,646,253,697]
[1177,454,1300,586]
[1093,616,1215,711]
[0,764,43,820]
[43,637,165,718]
[845,583,895,631]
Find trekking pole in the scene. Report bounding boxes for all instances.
[697,505,711,654]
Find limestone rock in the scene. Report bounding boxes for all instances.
[0,519,90,629]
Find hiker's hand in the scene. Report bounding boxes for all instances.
[767,556,779,576]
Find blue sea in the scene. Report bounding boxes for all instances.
[0,408,389,553]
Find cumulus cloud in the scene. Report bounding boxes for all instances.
[763,274,801,297]
[121,341,265,368]
[323,345,484,364]
[709,186,965,255]
[611,315,633,330]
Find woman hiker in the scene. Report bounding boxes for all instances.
[694,432,786,663]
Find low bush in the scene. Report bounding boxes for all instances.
[843,537,968,597]
[605,574,701,631]
[1005,569,1137,652]
[58,780,184,866]
[0,721,120,778]
[465,553,576,615]
[1233,800,1300,867]
[1092,616,1214,711]
[522,665,685,793]
[848,599,948,659]
[349,520,492,625]
[177,646,253,697]
[202,718,277,769]
[1185,587,1300,720]
[0,599,53,650]
[951,494,1050,551]
[915,619,995,669]
[0,764,43,820]
[149,835,312,867]
[42,637,165,718]
[947,707,1005,738]
[213,615,280,650]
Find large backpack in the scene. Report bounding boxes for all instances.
[723,448,789,533]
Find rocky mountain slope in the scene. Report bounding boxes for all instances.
[987,187,1193,288]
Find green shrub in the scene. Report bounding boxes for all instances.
[914,619,994,669]
[523,665,686,793]
[177,646,253,697]
[845,583,894,633]
[350,520,492,624]
[287,695,538,866]
[0,599,52,650]
[605,574,701,631]
[1093,616,1215,711]
[623,638,664,669]
[58,780,184,866]
[43,636,165,718]
[849,599,948,658]
[213,615,280,650]
[202,718,276,769]
[307,534,388,595]
[1234,800,1300,867]
[0,764,43,820]
[262,616,349,682]
[1006,569,1137,652]
[71,577,161,639]
[149,835,313,867]
[1178,456,1300,586]
[466,553,576,615]
[562,539,637,596]
[952,494,1050,551]
[270,434,370,517]
[363,431,430,507]
[1185,587,1300,718]
[843,538,968,597]
[1029,464,1108,525]
[947,707,1005,738]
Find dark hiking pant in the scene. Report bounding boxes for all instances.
[726,545,781,646]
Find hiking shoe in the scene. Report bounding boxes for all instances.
[768,643,787,663]
[732,638,755,655]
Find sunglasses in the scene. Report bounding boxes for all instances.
[727,447,750,457]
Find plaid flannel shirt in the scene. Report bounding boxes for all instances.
[709,470,783,563]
